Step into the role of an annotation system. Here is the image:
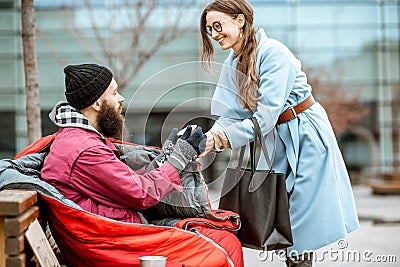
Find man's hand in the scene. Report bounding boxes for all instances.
[167,126,206,172]
[161,128,179,153]
[165,128,179,147]
[180,126,206,155]
[145,128,179,171]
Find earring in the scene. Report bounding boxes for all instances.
[240,32,243,39]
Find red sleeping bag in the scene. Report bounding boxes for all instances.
[15,135,244,267]
[41,194,242,267]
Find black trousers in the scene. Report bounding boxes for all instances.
[286,252,313,267]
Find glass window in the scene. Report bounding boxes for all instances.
[297,28,335,48]
[299,0,377,3]
[298,5,379,25]
[0,11,19,30]
[155,32,201,54]
[384,27,399,44]
[341,133,371,167]
[298,6,339,25]
[335,5,379,24]
[0,60,21,87]
[261,28,292,46]
[0,36,16,53]
[331,51,378,81]
[254,6,291,26]
[385,4,398,24]
[36,10,71,30]
[35,30,85,54]
[298,51,342,68]
[35,0,74,9]
[354,85,380,102]
[0,111,15,159]
[0,93,17,110]
[337,28,380,49]
[297,26,380,51]
[250,0,289,5]
[386,50,399,83]
[300,50,379,95]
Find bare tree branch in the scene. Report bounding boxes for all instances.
[36,28,69,66]
[38,0,202,91]
[62,5,104,63]
[83,0,114,67]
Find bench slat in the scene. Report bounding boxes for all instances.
[0,190,37,216]
[6,253,26,267]
[5,234,25,255]
[5,206,40,237]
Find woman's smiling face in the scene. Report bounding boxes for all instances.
[206,11,244,55]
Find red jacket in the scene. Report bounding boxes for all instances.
[41,127,182,223]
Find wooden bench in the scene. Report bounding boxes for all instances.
[0,190,47,267]
[369,172,400,195]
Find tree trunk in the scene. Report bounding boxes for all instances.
[21,0,42,143]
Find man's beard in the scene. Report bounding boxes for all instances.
[98,100,124,139]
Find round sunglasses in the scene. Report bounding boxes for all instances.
[206,16,237,36]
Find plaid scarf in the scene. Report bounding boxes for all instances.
[49,101,104,138]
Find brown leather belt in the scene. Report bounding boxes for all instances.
[277,95,315,125]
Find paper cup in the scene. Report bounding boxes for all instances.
[139,256,167,267]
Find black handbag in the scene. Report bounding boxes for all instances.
[219,117,293,250]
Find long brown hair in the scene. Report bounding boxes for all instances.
[200,0,259,111]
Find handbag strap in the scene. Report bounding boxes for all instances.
[236,117,276,172]
[251,117,275,171]
[233,118,277,192]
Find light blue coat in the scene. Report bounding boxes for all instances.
[211,28,359,253]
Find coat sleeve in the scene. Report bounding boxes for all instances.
[222,46,297,149]
[69,145,182,210]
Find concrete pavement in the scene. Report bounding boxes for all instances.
[208,185,400,266]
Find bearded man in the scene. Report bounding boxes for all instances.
[41,63,205,223]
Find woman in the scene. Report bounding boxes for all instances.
[199,0,359,265]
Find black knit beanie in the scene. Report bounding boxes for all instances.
[64,63,113,110]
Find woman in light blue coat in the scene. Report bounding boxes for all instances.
[199,0,359,265]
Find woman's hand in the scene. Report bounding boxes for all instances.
[197,131,215,158]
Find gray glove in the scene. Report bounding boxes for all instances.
[167,126,206,172]
[146,128,179,171]
[163,128,179,148]
[182,126,207,155]
[160,127,179,159]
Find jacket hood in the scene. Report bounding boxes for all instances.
[49,101,104,138]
